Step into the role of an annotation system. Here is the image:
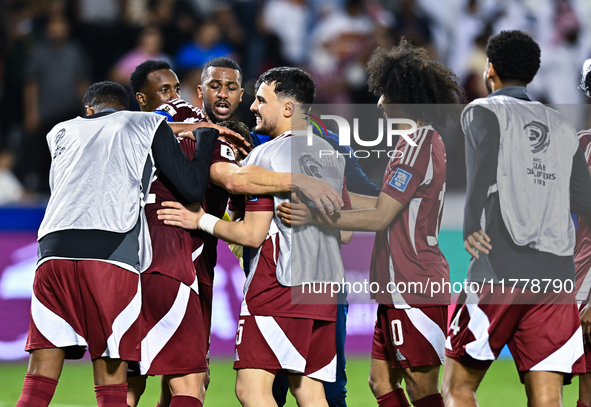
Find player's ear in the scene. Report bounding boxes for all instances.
[239,88,244,102]
[486,62,496,80]
[85,106,95,116]
[197,85,203,100]
[284,101,294,118]
[136,92,147,108]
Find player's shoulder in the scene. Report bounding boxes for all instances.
[154,98,205,123]
[578,128,591,142]
[396,126,442,169]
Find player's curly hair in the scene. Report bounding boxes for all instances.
[217,120,253,161]
[130,60,172,94]
[255,67,315,105]
[367,38,464,125]
[486,30,540,84]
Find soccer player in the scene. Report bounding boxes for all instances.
[129,59,343,407]
[442,30,591,407]
[159,67,347,407]
[575,59,591,407]
[293,39,462,407]
[16,81,219,407]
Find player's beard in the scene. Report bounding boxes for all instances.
[254,115,275,136]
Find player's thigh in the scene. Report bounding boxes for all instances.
[441,356,487,398]
[523,371,563,407]
[235,368,276,399]
[368,357,403,397]
[288,375,328,407]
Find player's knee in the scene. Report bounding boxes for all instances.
[527,393,561,407]
[235,378,254,404]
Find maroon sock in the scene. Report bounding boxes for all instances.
[169,396,203,407]
[578,401,590,407]
[16,373,58,407]
[377,389,411,407]
[95,383,128,407]
[413,393,444,407]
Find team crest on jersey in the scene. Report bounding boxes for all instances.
[525,121,550,154]
[389,168,413,193]
[299,154,323,179]
[220,144,235,161]
[246,195,258,203]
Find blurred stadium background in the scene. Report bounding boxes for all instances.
[1,0,591,404]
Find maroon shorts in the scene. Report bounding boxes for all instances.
[371,304,447,369]
[446,287,584,382]
[199,282,213,358]
[26,259,141,361]
[234,315,337,382]
[136,273,208,376]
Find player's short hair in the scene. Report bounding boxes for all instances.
[485,30,540,84]
[83,81,130,110]
[255,67,315,105]
[202,57,242,83]
[130,60,172,94]
[367,38,464,126]
[217,120,253,161]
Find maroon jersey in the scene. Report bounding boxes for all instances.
[146,99,237,287]
[180,138,238,287]
[575,129,591,303]
[370,126,450,307]
[154,98,207,123]
[240,192,351,322]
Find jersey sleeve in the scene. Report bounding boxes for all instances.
[211,140,238,166]
[153,99,207,123]
[245,195,275,212]
[381,130,430,206]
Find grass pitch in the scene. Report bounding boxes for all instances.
[0,357,581,406]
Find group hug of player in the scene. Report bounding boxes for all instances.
[14,28,591,407]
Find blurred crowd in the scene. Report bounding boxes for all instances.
[1,0,591,202]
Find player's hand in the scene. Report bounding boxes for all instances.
[292,173,343,215]
[464,230,492,259]
[176,131,194,140]
[581,303,591,344]
[277,193,313,227]
[157,201,203,230]
[174,123,252,157]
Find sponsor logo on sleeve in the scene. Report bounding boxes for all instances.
[388,168,413,193]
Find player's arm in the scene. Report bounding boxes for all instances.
[210,162,344,215]
[169,122,251,156]
[349,193,378,209]
[313,191,404,231]
[462,106,497,258]
[151,122,217,203]
[159,199,274,247]
[569,145,591,214]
